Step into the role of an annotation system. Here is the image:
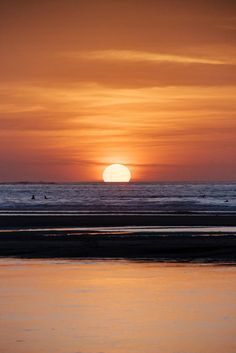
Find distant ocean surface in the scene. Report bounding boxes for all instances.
[0,182,236,213]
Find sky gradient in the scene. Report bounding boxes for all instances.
[0,0,236,181]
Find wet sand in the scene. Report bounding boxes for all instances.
[1,260,236,353]
[0,213,236,261]
[0,212,236,227]
[0,231,235,261]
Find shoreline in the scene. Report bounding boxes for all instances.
[0,213,235,261]
[1,213,236,228]
[0,230,235,262]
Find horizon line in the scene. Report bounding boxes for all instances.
[0,180,236,184]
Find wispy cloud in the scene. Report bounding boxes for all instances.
[63,49,232,65]
[0,81,235,181]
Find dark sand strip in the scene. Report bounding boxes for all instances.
[0,231,236,262]
[0,213,236,228]
[1,213,236,261]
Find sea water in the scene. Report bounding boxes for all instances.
[0,182,236,213]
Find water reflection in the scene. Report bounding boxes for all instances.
[0,260,236,353]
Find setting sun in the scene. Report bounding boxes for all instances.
[103,164,131,182]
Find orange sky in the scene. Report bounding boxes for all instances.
[0,0,236,181]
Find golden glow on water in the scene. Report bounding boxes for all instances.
[0,260,236,353]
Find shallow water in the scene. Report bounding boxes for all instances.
[0,259,235,353]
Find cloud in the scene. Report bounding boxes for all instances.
[0,81,235,181]
[64,49,233,65]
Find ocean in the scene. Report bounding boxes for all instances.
[0,182,236,213]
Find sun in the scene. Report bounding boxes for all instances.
[103,164,131,182]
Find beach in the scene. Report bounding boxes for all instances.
[1,212,236,227]
[0,231,236,261]
[0,183,236,262]
[1,259,236,353]
[0,213,236,261]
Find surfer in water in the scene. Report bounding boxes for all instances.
[31,195,35,200]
